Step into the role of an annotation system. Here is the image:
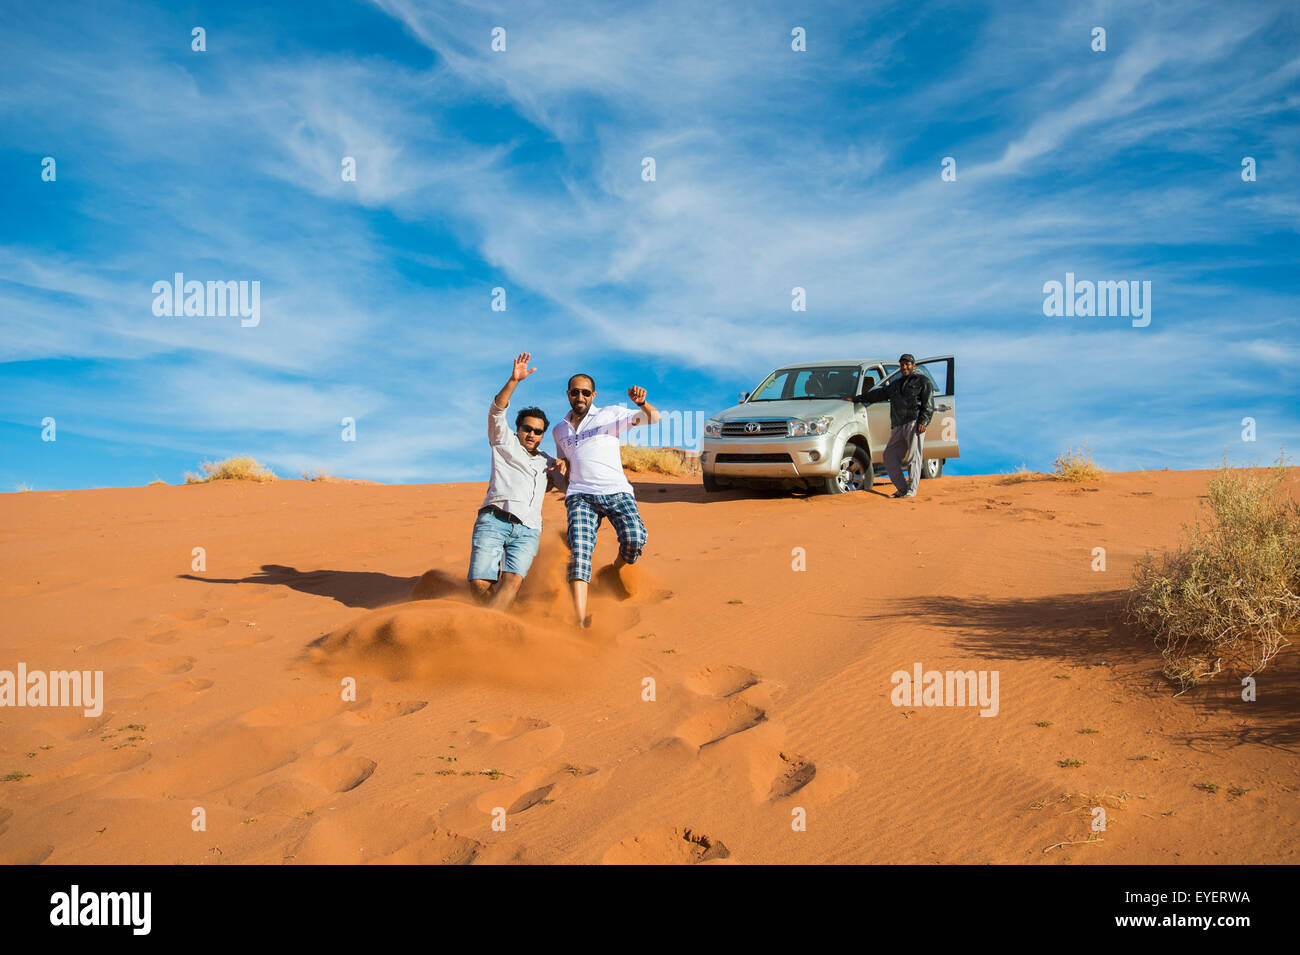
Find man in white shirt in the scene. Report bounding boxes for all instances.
[467,353,566,610]
[552,373,660,626]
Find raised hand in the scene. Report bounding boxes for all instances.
[628,386,647,405]
[512,352,537,382]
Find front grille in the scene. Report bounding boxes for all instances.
[720,420,788,438]
[715,453,793,464]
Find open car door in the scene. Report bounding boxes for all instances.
[916,355,958,461]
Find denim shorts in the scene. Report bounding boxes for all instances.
[467,508,541,581]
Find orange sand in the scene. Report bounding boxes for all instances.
[0,469,1295,864]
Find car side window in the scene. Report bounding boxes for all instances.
[920,358,953,396]
[878,365,936,395]
[863,366,886,392]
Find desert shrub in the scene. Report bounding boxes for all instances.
[998,464,1047,485]
[1126,459,1299,689]
[185,456,276,484]
[1054,445,1104,482]
[619,446,698,476]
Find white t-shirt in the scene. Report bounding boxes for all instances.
[552,404,642,496]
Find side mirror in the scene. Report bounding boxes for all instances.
[738,392,750,403]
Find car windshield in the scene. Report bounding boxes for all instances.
[749,365,862,401]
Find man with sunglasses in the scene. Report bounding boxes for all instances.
[553,373,660,627]
[467,352,566,610]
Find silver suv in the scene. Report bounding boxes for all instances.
[701,356,959,494]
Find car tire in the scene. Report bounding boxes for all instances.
[920,458,943,479]
[824,445,873,494]
[702,472,724,492]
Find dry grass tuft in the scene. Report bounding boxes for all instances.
[619,446,699,476]
[185,456,277,484]
[1053,445,1104,482]
[1126,458,1299,690]
[998,464,1048,485]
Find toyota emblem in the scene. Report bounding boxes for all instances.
[744,421,760,433]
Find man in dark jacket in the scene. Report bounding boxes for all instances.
[851,353,933,498]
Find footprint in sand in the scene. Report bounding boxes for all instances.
[145,610,230,644]
[765,751,817,800]
[471,762,576,817]
[53,747,152,780]
[339,700,428,725]
[240,693,352,728]
[37,710,115,742]
[295,754,378,793]
[744,742,857,805]
[139,655,196,675]
[243,778,330,816]
[464,716,565,764]
[311,737,353,757]
[503,784,554,814]
[100,724,301,800]
[132,677,214,711]
[214,631,274,653]
[671,664,774,748]
[470,716,550,741]
[672,667,852,805]
[89,636,151,655]
[371,827,485,865]
[0,844,53,865]
[285,810,502,865]
[602,826,730,864]
[674,697,766,748]
[683,664,760,698]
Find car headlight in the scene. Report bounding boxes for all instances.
[788,416,833,437]
[703,417,723,438]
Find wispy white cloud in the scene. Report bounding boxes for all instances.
[1,0,1296,487]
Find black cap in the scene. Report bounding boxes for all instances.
[899,353,915,364]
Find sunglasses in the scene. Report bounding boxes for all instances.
[568,388,593,397]
[517,425,545,436]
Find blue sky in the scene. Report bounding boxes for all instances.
[1,0,1297,490]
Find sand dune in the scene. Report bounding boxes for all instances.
[0,469,1296,864]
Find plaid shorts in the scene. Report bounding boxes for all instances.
[564,492,647,582]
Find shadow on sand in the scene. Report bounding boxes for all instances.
[630,478,896,503]
[857,589,1299,750]
[178,563,454,609]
